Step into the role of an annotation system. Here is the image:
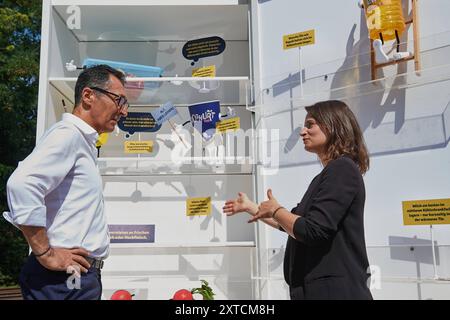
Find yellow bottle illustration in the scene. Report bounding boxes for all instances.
[363,0,406,42]
[360,0,411,64]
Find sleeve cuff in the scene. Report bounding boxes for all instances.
[3,206,47,228]
[293,216,307,242]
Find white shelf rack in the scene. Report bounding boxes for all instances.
[49,76,251,106]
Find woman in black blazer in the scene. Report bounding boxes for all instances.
[223,100,373,300]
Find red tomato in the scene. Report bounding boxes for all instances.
[172,289,194,300]
[110,289,133,300]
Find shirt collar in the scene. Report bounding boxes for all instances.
[62,113,99,146]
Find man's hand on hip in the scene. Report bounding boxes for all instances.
[36,247,91,274]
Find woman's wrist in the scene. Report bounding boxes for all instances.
[248,202,259,216]
[272,206,285,219]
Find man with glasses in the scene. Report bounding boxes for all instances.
[3,65,128,299]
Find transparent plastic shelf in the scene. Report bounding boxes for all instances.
[265,245,450,282]
[100,245,450,299]
[249,31,450,116]
[101,244,261,300]
[49,76,251,106]
[101,277,262,300]
[110,241,255,249]
[98,157,254,176]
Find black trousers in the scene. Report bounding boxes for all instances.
[19,254,102,300]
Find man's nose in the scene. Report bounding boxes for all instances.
[300,127,307,137]
[119,107,128,118]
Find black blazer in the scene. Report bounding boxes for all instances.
[284,156,372,300]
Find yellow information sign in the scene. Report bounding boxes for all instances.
[124,141,153,154]
[216,117,240,133]
[186,197,211,216]
[402,198,450,225]
[283,29,315,50]
[192,65,216,78]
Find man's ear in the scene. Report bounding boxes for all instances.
[81,87,95,109]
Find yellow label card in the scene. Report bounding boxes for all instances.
[192,65,216,77]
[186,197,212,216]
[402,198,450,225]
[124,141,153,154]
[216,117,240,133]
[283,29,315,50]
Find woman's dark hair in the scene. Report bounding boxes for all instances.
[74,64,126,106]
[305,100,370,174]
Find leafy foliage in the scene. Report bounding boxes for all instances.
[0,1,42,286]
[191,280,215,300]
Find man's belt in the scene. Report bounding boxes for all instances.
[86,257,104,270]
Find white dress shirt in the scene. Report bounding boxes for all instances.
[3,113,110,259]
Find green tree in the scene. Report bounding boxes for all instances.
[0,1,41,286]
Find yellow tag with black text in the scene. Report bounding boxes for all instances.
[187,197,212,216]
[283,29,315,50]
[124,141,153,154]
[192,65,216,77]
[216,117,240,133]
[402,198,450,225]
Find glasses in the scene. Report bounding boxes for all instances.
[90,87,129,111]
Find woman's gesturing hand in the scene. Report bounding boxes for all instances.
[223,192,253,216]
[248,189,281,223]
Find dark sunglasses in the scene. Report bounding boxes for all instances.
[89,86,129,110]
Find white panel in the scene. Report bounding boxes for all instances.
[103,174,254,244]
[254,0,450,300]
[364,148,450,246]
